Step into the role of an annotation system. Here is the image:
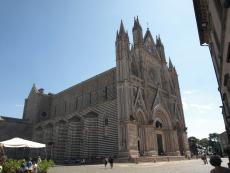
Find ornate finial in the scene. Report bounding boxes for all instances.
[147,22,149,30]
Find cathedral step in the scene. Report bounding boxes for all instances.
[116,156,187,163]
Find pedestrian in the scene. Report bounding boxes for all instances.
[32,160,38,173]
[37,156,41,164]
[209,155,230,173]
[81,158,85,166]
[108,156,114,169]
[104,157,108,168]
[202,154,208,164]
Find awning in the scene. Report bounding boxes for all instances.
[0,137,46,148]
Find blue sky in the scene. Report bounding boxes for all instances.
[0,0,225,139]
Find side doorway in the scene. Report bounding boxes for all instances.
[157,134,164,155]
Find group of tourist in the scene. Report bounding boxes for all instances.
[18,156,41,173]
[104,156,114,169]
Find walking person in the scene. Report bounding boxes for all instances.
[209,155,230,173]
[108,156,114,169]
[202,154,208,164]
[81,158,85,166]
[104,157,108,168]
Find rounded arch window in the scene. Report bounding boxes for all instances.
[155,120,163,128]
[105,117,109,126]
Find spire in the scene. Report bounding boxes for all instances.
[119,20,125,35]
[32,83,37,91]
[169,58,173,69]
[132,16,143,46]
[156,35,166,62]
[156,35,162,45]
[116,19,130,61]
[116,20,129,41]
[29,83,38,95]
[116,30,119,40]
[133,16,142,31]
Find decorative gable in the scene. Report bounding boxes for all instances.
[134,88,147,112]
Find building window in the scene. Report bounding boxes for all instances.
[104,117,109,137]
[104,87,108,100]
[89,92,92,105]
[75,97,78,110]
[155,120,162,128]
[224,74,229,86]
[227,43,230,63]
[64,101,67,112]
[224,74,230,91]
[213,27,221,52]
[105,117,109,126]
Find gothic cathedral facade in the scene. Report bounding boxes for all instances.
[21,18,190,162]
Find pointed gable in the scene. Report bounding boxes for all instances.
[143,29,158,56]
[134,87,147,112]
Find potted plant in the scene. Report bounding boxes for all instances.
[37,160,54,173]
[2,159,24,173]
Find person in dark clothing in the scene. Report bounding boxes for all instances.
[210,155,230,173]
[202,154,208,164]
[108,156,114,169]
[104,157,108,168]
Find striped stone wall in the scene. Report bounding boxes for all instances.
[33,99,118,162]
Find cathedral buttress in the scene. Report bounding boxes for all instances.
[116,20,132,121]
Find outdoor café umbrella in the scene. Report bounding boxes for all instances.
[0,137,46,148]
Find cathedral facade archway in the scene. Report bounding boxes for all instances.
[152,105,180,156]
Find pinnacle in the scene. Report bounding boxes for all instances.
[119,20,125,35]
[169,57,173,68]
[156,34,162,45]
[133,16,142,31]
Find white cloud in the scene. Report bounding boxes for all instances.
[182,99,213,113]
[181,87,224,138]
[189,104,213,114]
[15,104,24,107]
[182,90,197,95]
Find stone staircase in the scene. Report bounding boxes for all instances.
[116,156,187,163]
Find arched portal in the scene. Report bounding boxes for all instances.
[153,104,173,156]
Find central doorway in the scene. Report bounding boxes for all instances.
[137,140,141,156]
[157,134,163,155]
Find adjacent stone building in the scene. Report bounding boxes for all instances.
[0,18,190,162]
[193,0,230,160]
[218,131,228,156]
